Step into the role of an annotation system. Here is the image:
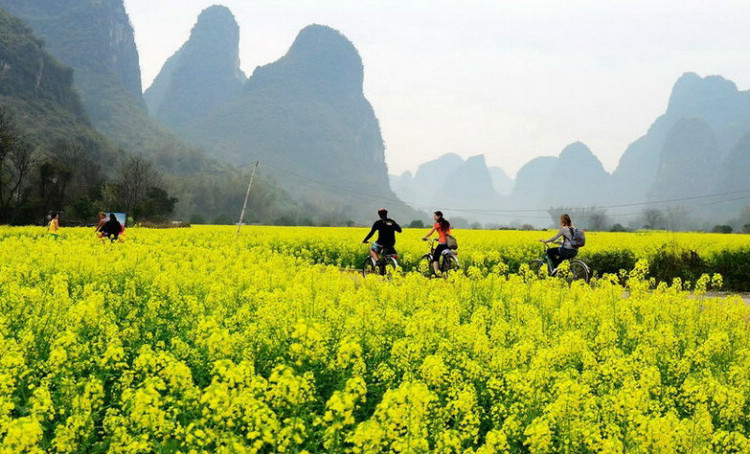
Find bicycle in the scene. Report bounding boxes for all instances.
[362,244,399,277]
[528,242,590,283]
[418,239,460,277]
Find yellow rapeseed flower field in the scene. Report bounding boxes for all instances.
[1,225,749,453]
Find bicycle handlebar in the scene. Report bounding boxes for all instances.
[539,239,562,246]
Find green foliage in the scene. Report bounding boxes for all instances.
[584,249,637,277]
[188,213,206,224]
[0,7,130,224]
[648,245,706,286]
[712,225,733,234]
[708,249,750,291]
[0,8,88,120]
[212,213,234,225]
[137,187,178,221]
[0,0,147,144]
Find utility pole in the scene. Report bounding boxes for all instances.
[236,161,259,238]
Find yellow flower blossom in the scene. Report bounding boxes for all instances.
[0,225,749,452]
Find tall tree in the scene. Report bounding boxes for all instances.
[106,155,177,220]
[0,109,34,222]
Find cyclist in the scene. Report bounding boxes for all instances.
[362,208,402,263]
[422,210,451,275]
[540,213,578,271]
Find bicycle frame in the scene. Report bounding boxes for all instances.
[362,243,399,277]
[539,242,559,273]
[424,238,457,259]
[420,239,459,277]
[371,243,398,262]
[535,242,590,282]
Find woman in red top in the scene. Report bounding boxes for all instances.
[422,210,451,275]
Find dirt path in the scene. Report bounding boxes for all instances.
[341,266,750,304]
[703,292,750,304]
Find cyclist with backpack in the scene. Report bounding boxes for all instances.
[422,210,453,275]
[362,208,402,263]
[540,213,583,270]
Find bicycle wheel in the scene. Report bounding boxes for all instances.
[567,260,590,283]
[384,256,398,276]
[528,259,547,277]
[362,257,378,278]
[441,254,460,275]
[417,254,434,277]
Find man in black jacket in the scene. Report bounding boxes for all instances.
[362,208,402,263]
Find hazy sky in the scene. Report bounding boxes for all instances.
[124,0,750,178]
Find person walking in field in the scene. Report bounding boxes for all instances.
[95,212,107,239]
[423,210,452,275]
[100,213,123,243]
[362,208,402,263]
[540,213,578,270]
[47,213,60,240]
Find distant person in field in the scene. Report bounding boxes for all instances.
[47,213,60,240]
[95,212,107,239]
[100,213,123,243]
[362,208,402,262]
[540,213,578,270]
[422,210,451,275]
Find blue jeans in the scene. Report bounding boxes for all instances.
[371,242,396,256]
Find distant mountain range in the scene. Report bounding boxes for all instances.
[390,154,511,212]
[2,0,749,228]
[391,73,750,230]
[1,1,406,224]
[143,8,417,222]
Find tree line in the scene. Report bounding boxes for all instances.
[0,108,176,225]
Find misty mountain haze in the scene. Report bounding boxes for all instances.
[392,73,750,229]
[488,166,514,196]
[158,20,418,222]
[2,0,750,229]
[144,5,247,132]
[389,154,510,221]
[0,1,421,224]
[0,0,152,147]
[0,1,336,225]
[610,73,750,205]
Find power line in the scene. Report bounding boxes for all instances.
[260,161,750,215]
[160,153,750,218]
